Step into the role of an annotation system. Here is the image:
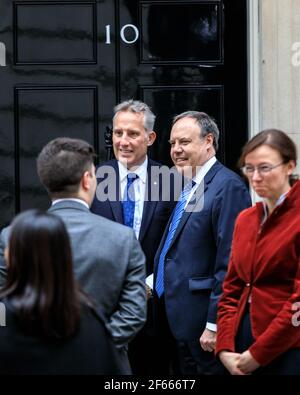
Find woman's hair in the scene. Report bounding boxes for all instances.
[238,129,299,185]
[0,210,87,339]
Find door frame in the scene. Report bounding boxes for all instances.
[248,0,261,202]
[248,0,260,140]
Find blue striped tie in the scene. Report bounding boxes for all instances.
[122,173,138,228]
[155,181,195,298]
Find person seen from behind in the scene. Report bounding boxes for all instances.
[0,210,124,375]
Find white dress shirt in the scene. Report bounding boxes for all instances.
[185,156,217,208]
[118,157,148,240]
[52,198,90,209]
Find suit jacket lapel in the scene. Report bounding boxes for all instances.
[154,212,173,272]
[167,182,207,252]
[139,160,158,243]
[166,161,223,252]
[108,160,123,224]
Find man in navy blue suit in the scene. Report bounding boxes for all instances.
[154,111,251,374]
[91,100,177,374]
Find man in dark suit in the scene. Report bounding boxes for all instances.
[0,137,147,374]
[154,111,252,374]
[91,100,177,374]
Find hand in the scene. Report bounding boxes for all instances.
[219,351,247,375]
[199,328,216,352]
[237,350,260,374]
[146,284,153,301]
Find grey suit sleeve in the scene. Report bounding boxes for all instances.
[106,230,147,347]
[0,228,9,288]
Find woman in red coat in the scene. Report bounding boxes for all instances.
[216,129,300,375]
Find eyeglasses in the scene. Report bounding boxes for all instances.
[241,162,284,176]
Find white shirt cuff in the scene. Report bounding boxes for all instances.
[146,273,153,289]
[206,322,217,332]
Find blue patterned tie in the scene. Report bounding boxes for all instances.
[122,173,138,228]
[155,181,195,297]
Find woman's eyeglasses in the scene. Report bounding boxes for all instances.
[241,162,284,176]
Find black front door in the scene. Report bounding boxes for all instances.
[0,0,248,228]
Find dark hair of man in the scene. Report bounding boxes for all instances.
[37,137,96,197]
[173,111,220,151]
[238,129,298,185]
[0,210,92,339]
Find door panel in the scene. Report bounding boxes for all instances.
[140,1,222,63]
[0,0,248,228]
[14,1,97,64]
[16,86,98,211]
[0,0,115,227]
[117,0,247,168]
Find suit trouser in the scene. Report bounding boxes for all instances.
[156,297,224,375]
[117,346,132,375]
[129,297,179,375]
[176,339,225,375]
[236,303,300,375]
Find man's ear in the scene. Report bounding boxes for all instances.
[147,131,156,146]
[205,133,214,149]
[81,171,90,191]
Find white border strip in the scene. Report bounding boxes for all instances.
[248,0,261,203]
[0,42,6,66]
[248,0,260,138]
